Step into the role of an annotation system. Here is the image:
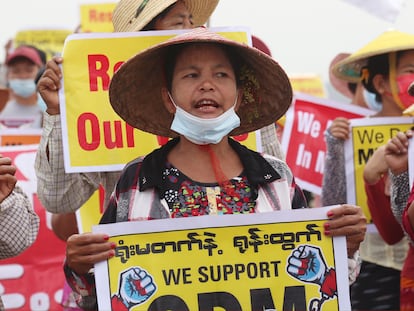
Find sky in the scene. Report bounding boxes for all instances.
[1,0,413,100]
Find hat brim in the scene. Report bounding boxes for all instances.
[109,28,293,137]
[333,30,414,83]
[113,0,219,32]
[329,53,354,98]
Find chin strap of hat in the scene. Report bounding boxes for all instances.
[388,52,405,111]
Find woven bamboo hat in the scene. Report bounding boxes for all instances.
[329,53,354,98]
[112,0,219,32]
[109,27,293,137]
[332,30,414,83]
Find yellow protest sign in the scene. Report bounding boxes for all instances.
[14,29,72,60]
[80,3,116,33]
[289,74,326,98]
[345,116,414,223]
[94,207,350,310]
[61,27,257,173]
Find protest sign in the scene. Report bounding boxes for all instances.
[94,206,350,310]
[14,29,72,60]
[0,128,41,146]
[80,2,116,33]
[60,27,259,174]
[345,116,414,223]
[281,93,373,194]
[0,116,41,130]
[289,74,326,98]
[0,145,66,311]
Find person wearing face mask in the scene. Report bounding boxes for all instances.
[1,45,45,128]
[35,2,219,310]
[62,27,366,311]
[322,29,414,310]
[35,0,219,219]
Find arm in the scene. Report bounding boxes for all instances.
[35,57,103,213]
[321,118,350,206]
[364,177,404,244]
[64,233,115,311]
[385,130,412,224]
[363,146,404,244]
[260,123,285,161]
[35,115,102,213]
[51,213,78,241]
[402,185,414,244]
[0,155,39,259]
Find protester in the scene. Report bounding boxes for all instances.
[39,1,218,309]
[1,45,45,128]
[62,27,366,310]
[0,155,39,311]
[329,52,381,111]
[35,0,219,217]
[322,29,414,310]
[381,127,414,310]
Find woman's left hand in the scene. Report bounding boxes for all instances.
[324,204,367,257]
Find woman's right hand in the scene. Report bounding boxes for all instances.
[66,233,116,275]
[384,130,413,175]
[37,56,63,115]
[328,117,351,140]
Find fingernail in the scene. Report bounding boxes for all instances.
[103,235,109,241]
[324,223,330,229]
[324,230,330,235]
[110,243,117,249]
[327,211,334,217]
[108,251,115,258]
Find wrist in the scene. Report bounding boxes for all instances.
[46,108,60,115]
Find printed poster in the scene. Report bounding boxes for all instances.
[80,2,116,33]
[0,128,41,146]
[60,27,259,174]
[345,116,414,223]
[281,93,373,194]
[93,207,350,311]
[0,145,66,311]
[14,29,72,60]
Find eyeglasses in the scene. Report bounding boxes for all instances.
[134,0,150,19]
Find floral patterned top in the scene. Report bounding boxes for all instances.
[163,162,255,217]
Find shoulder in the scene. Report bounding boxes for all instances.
[261,153,293,183]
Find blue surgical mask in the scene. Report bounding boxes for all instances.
[37,93,47,111]
[363,89,382,112]
[9,79,37,98]
[169,93,240,145]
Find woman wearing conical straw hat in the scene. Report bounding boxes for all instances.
[62,28,366,310]
[322,29,414,310]
[36,1,219,310]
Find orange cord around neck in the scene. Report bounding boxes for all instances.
[199,144,236,197]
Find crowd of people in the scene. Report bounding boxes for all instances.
[1,0,414,310]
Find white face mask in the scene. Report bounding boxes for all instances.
[363,89,382,112]
[9,79,37,98]
[169,93,240,145]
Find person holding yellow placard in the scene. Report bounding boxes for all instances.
[36,1,219,310]
[322,29,414,310]
[36,0,219,216]
[62,27,366,311]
